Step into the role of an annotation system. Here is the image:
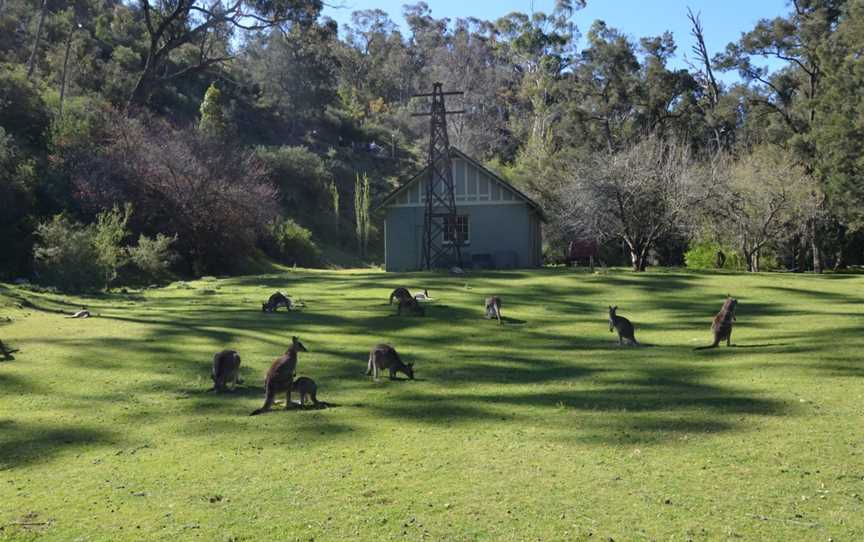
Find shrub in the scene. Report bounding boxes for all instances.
[72,115,279,274]
[684,241,744,270]
[94,204,132,287]
[33,214,103,292]
[265,218,322,267]
[126,233,178,281]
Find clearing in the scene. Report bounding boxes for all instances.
[1,268,862,540]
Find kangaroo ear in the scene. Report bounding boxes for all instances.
[408,363,414,368]
[292,335,298,342]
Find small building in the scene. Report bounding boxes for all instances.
[377,147,545,272]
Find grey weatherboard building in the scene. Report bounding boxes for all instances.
[377,147,545,272]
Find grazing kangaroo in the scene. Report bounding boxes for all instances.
[366,344,414,380]
[262,292,292,312]
[211,349,242,392]
[484,296,502,324]
[389,287,412,305]
[250,336,308,415]
[695,297,738,350]
[414,289,432,301]
[1,339,18,361]
[292,376,326,407]
[65,307,91,318]
[608,306,638,345]
[397,296,425,316]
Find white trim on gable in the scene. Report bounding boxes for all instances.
[390,158,531,208]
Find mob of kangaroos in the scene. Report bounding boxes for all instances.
[221,281,743,418]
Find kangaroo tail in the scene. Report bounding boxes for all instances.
[494,304,502,324]
[310,390,319,405]
[249,383,275,416]
[693,344,718,351]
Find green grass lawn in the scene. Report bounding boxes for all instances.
[1,268,863,541]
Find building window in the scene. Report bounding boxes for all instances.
[444,215,469,244]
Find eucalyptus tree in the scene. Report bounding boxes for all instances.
[126,0,323,107]
[715,0,846,271]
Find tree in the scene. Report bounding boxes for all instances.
[354,171,370,258]
[198,82,227,138]
[128,0,323,107]
[557,135,696,271]
[715,0,846,272]
[701,147,813,272]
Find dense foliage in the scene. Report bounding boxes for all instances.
[1,0,863,286]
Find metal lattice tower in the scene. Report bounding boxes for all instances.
[412,82,465,270]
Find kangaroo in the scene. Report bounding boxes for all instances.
[608,306,638,345]
[210,349,242,392]
[65,307,91,318]
[292,376,327,408]
[414,289,433,301]
[1,339,18,361]
[250,336,308,415]
[397,296,425,316]
[695,296,738,350]
[262,292,292,312]
[389,287,412,305]
[366,344,414,380]
[484,296,502,324]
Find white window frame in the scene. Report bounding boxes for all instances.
[443,214,470,245]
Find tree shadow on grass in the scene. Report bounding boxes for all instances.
[0,419,120,469]
[365,363,792,445]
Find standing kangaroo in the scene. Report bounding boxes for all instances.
[211,349,242,392]
[389,287,412,305]
[695,297,738,350]
[366,344,414,380]
[608,306,638,345]
[292,376,326,408]
[485,296,502,324]
[250,336,308,415]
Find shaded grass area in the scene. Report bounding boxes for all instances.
[0,268,863,541]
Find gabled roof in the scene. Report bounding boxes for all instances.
[375,147,546,221]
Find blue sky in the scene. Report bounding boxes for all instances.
[322,0,790,83]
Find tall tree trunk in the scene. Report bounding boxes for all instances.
[27,0,49,79]
[59,28,74,117]
[743,246,755,272]
[810,219,823,274]
[628,242,648,272]
[128,44,159,108]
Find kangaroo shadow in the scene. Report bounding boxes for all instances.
[501,316,527,325]
[730,343,792,349]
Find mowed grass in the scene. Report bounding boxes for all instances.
[1,268,863,541]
